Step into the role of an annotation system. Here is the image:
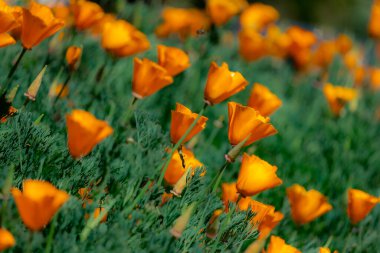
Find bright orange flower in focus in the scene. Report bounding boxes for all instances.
[264,236,301,253]
[221,182,239,211]
[170,103,208,144]
[11,179,69,231]
[20,1,64,49]
[369,0,380,39]
[238,29,267,61]
[71,0,104,30]
[240,3,279,31]
[204,62,248,105]
[132,58,173,99]
[335,34,352,55]
[0,32,15,48]
[164,147,203,186]
[228,102,277,146]
[286,184,332,225]
[369,67,380,90]
[66,110,113,158]
[247,83,282,116]
[347,188,379,224]
[66,46,82,71]
[157,45,191,76]
[207,0,248,26]
[323,83,357,116]
[101,20,150,58]
[0,228,15,251]
[236,153,282,197]
[155,7,210,39]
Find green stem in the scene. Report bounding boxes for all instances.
[157,103,208,186]
[210,162,229,193]
[1,47,28,96]
[53,71,72,106]
[123,182,150,217]
[26,231,34,253]
[44,215,57,253]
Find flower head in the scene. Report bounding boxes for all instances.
[66,46,82,71]
[369,0,380,39]
[248,83,282,116]
[0,32,15,48]
[238,29,267,61]
[265,236,301,253]
[71,0,104,30]
[0,0,20,33]
[157,45,190,76]
[323,83,357,116]
[0,228,15,251]
[207,0,248,26]
[347,189,379,224]
[240,3,279,31]
[221,182,239,211]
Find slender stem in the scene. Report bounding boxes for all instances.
[1,48,28,96]
[44,215,57,253]
[210,162,229,193]
[53,71,72,106]
[157,103,208,186]
[123,96,138,126]
[26,230,34,253]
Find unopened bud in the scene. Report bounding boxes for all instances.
[24,66,47,101]
[170,203,196,238]
[225,134,251,163]
[171,168,191,197]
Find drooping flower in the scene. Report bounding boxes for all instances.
[66,46,82,71]
[21,1,64,49]
[11,179,70,231]
[207,0,248,26]
[286,184,333,225]
[132,58,173,99]
[347,188,379,224]
[264,236,301,253]
[101,20,150,58]
[0,32,15,48]
[247,83,282,116]
[0,228,15,251]
[369,0,380,39]
[66,109,113,158]
[157,45,190,76]
[204,62,248,105]
[164,147,203,186]
[221,182,239,211]
[237,153,282,197]
[170,103,208,144]
[240,3,279,31]
[228,102,277,146]
[70,0,104,30]
[323,83,357,116]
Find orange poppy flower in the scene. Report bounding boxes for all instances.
[20,1,64,49]
[240,3,279,31]
[347,188,379,224]
[70,0,104,30]
[90,13,116,36]
[66,109,113,158]
[369,67,380,90]
[157,45,191,76]
[265,25,291,58]
[319,247,338,253]
[66,46,82,71]
[221,182,239,211]
[258,206,284,239]
[323,83,357,116]
[312,41,337,69]
[264,236,301,253]
[237,197,271,223]
[170,103,208,144]
[335,34,352,55]
[11,179,70,231]
[343,50,363,71]
[164,147,203,186]
[204,62,248,105]
[0,32,15,48]
[353,66,367,87]
[236,153,282,197]
[286,184,332,225]
[247,83,282,116]
[238,29,267,61]
[160,192,173,206]
[0,0,19,33]
[207,0,248,26]
[369,0,380,39]
[287,26,317,69]
[0,228,15,251]
[52,4,71,26]
[101,20,150,58]
[132,57,173,99]
[228,102,277,146]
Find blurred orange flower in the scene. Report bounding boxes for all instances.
[347,188,379,224]
[11,180,69,231]
[66,110,113,158]
[66,46,82,71]
[170,103,208,144]
[71,0,104,30]
[52,4,71,26]
[160,192,173,206]
[320,247,338,253]
[265,25,291,58]
[287,184,332,225]
[132,58,173,99]
[335,34,352,55]
[247,83,282,116]
[221,182,239,211]
[157,45,190,76]
[0,0,20,33]
[238,29,267,61]
[369,67,380,90]
[323,83,357,116]
[0,228,15,251]
[237,153,282,197]
[287,26,317,69]
[240,3,279,31]
[369,0,380,39]
[0,32,15,48]
[101,20,150,58]
[164,147,203,186]
[21,1,64,49]
[312,41,337,69]
[207,0,248,26]
[228,102,277,146]
[204,62,248,105]
[90,13,116,36]
[264,236,300,253]
[353,66,367,87]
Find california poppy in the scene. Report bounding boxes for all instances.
[21,1,64,49]
[369,0,380,39]
[0,32,15,48]
[323,83,357,116]
[287,184,332,225]
[164,147,203,186]
[221,182,239,211]
[312,41,337,69]
[236,153,282,197]
[228,102,277,147]
[265,25,291,58]
[335,34,352,55]
[170,103,208,144]
[157,45,190,76]
[0,0,19,34]
[320,247,338,253]
[258,206,284,239]
[207,0,248,26]
[204,62,248,105]
[347,188,379,224]
[90,13,116,36]
[101,20,150,58]
[265,236,301,253]
[240,3,279,31]
[247,83,282,116]
[71,0,104,30]
[66,109,113,158]
[238,29,267,61]
[237,197,271,224]
[132,57,173,99]
[11,179,69,231]
[66,46,82,71]
[369,67,380,90]
[0,228,15,251]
